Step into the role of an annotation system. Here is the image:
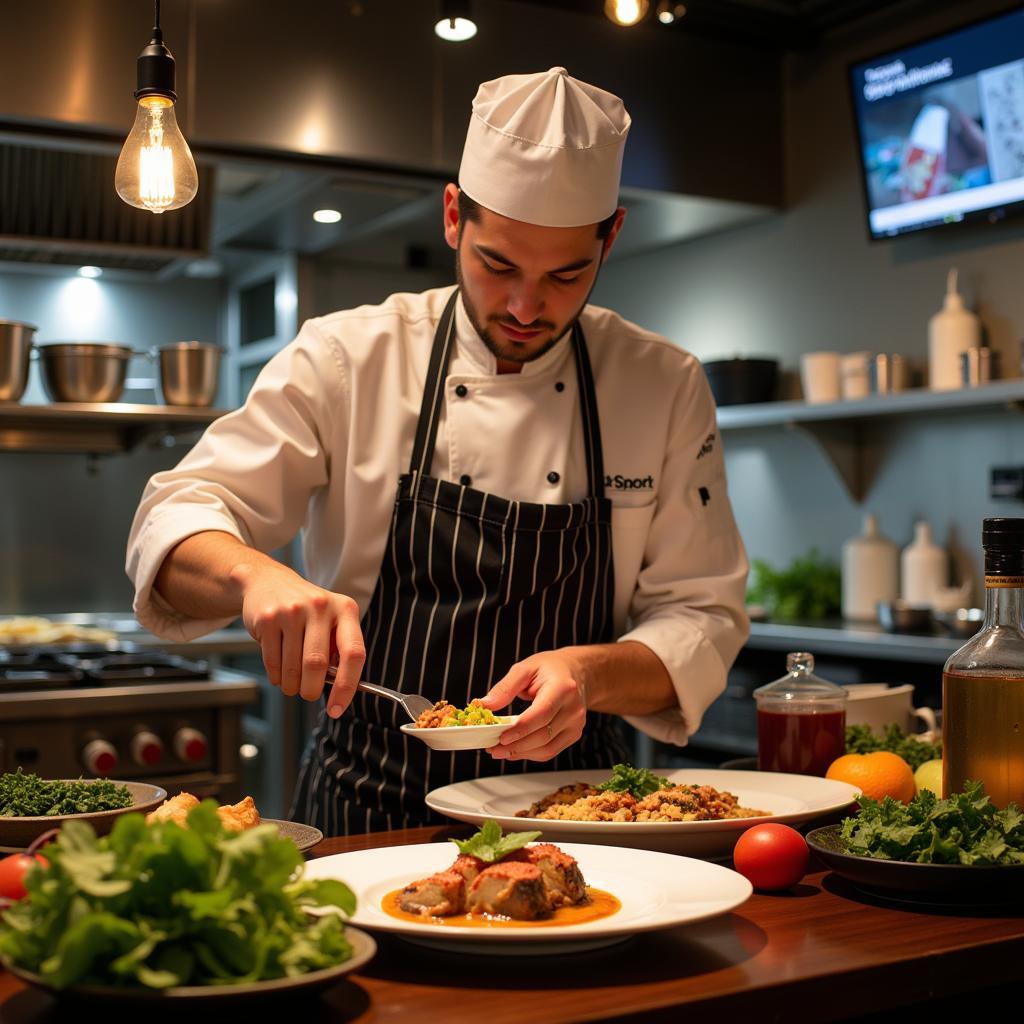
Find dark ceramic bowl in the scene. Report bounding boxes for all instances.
[703,358,779,406]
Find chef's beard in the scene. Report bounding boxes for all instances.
[455,253,589,366]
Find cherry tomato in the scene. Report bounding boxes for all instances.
[732,824,808,891]
[0,853,49,902]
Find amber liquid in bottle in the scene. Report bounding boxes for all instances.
[942,526,1024,808]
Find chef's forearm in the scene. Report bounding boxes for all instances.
[153,530,281,619]
[562,640,676,716]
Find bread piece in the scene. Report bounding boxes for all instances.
[145,792,200,826]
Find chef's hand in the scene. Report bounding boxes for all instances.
[232,561,365,718]
[478,651,586,762]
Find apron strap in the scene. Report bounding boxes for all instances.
[410,288,606,499]
[572,320,605,500]
[409,289,460,477]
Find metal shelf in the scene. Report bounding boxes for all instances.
[717,379,1024,501]
[0,402,226,454]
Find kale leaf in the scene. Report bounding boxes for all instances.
[839,780,1024,865]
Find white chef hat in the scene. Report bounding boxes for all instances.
[458,67,631,228]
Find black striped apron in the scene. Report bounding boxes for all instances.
[290,290,629,835]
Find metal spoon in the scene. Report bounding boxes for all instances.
[323,666,434,722]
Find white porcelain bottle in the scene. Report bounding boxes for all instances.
[842,513,899,622]
[928,268,980,390]
[901,520,948,606]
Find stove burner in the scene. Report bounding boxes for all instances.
[0,650,85,691]
[73,652,210,683]
[0,647,209,689]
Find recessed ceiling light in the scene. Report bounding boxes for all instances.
[605,0,649,27]
[313,209,343,224]
[78,266,103,278]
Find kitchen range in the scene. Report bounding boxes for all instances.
[0,641,258,811]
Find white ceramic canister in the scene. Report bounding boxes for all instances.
[901,520,948,607]
[842,513,900,622]
[928,268,980,391]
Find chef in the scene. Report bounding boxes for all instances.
[126,67,749,835]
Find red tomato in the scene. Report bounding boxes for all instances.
[732,824,808,891]
[0,853,48,902]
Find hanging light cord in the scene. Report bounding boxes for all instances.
[153,0,163,41]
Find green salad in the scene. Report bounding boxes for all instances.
[0,801,355,989]
[0,769,133,817]
[839,781,1024,866]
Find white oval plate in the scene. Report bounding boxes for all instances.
[426,768,860,858]
[303,841,752,955]
[399,715,520,751]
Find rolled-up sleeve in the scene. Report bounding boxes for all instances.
[125,320,347,640]
[618,358,749,745]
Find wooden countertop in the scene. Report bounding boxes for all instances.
[4,823,1019,1024]
[1,824,1021,1022]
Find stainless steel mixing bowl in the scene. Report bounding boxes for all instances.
[157,341,222,407]
[38,343,135,403]
[0,320,38,402]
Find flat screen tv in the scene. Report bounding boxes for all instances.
[849,5,1024,240]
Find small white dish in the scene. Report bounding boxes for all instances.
[399,715,520,751]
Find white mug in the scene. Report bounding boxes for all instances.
[840,351,872,400]
[801,351,841,404]
[843,683,938,738]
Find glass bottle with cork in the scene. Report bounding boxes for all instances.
[943,518,1024,806]
[754,652,847,776]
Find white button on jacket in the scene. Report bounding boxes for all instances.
[126,286,749,745]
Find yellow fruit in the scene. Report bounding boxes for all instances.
[825,751,917,804]
[914,758,943,796]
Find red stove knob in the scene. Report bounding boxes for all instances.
[82,739,118,776]
[130,730,164,767]
[173,727,208,763]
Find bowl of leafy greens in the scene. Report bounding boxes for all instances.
[0,769,166,849]
[0,800,372,1001]
[806,781,1024,905]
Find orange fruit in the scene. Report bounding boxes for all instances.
[825,751,917,804]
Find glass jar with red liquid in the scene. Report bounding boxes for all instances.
[754,652,847,776]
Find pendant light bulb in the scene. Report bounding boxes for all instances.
[115,97,198,213]
[116,0,198,214]
[604,0,649,26]
[435,1,477,41]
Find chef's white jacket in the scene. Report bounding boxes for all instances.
[127,285,749,744]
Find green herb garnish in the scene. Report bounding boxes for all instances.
[0,801,356,989]
[0,768,133,817]
[845,723,942,771]
[451,819,541,863]
[839,780,1024,865]
[597,763,669,799]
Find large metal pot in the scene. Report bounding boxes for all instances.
[0,320,38,402]
[38,343,135,403]
[157,341,222,407]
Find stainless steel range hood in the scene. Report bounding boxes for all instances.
[0,141,214,272]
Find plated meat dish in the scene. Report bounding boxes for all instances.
[145,792,261,831]
[398,841,589,921]
[518,782,770,822]
[414,699,499,728]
